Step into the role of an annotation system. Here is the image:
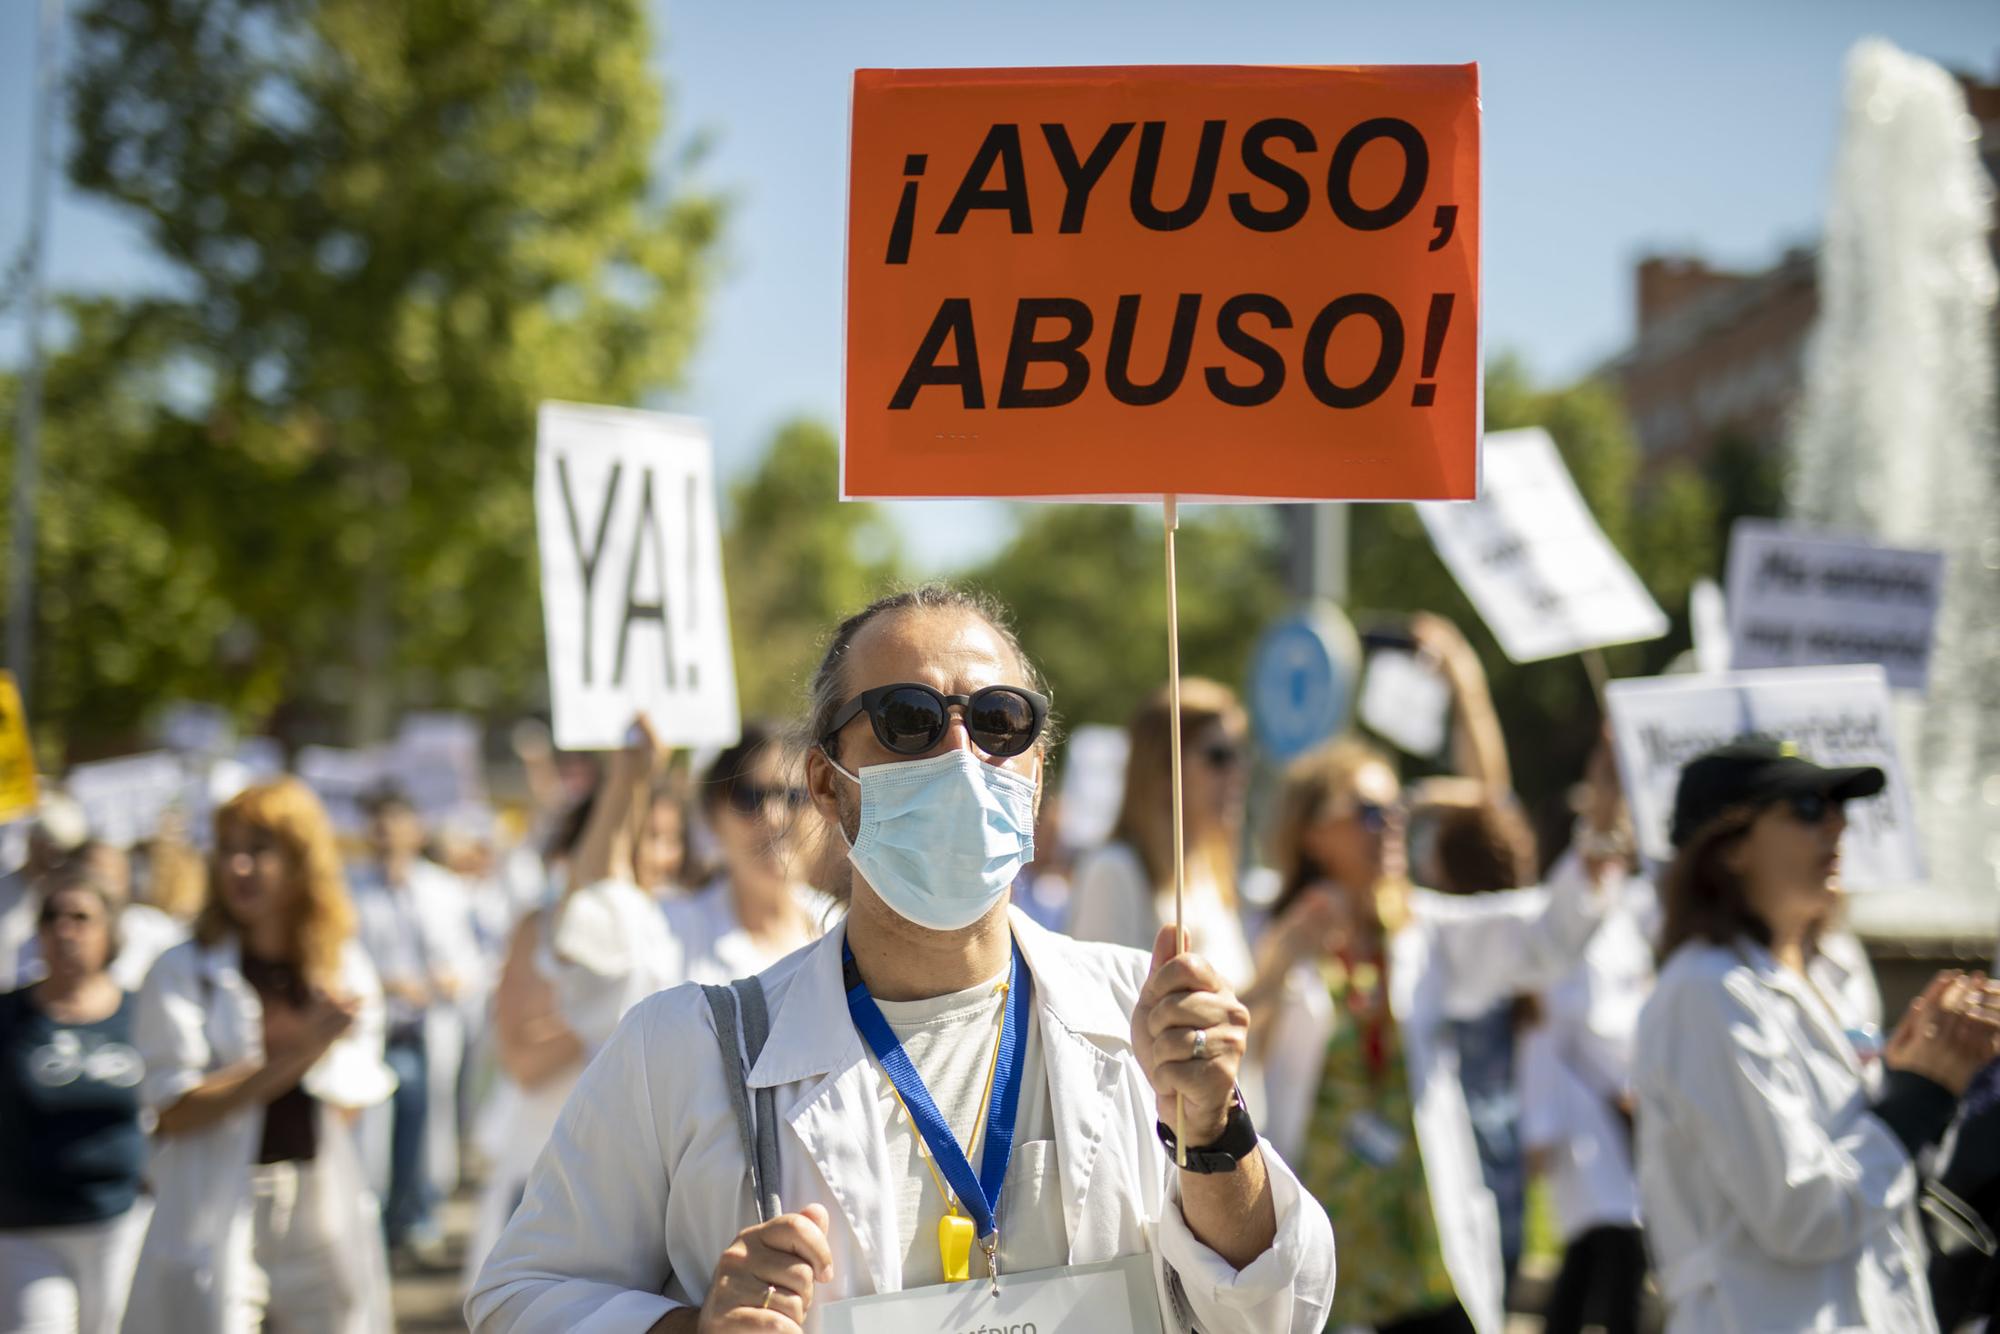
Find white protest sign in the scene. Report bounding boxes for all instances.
[295,745,387,835]
[1359,651,1451,757]
[157,702,235,756]
[66,752,195,849]
[1724,519,1943,691]
[1689,577,1731,676]
[1418,427,1667,662]
[391,711,487,818]
[1057,725,1130,852]
[536,402,740,751]
[1604,665,1922,889]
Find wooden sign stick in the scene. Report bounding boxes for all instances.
[1163,494,1188,1166]
[1580,646,1611,713]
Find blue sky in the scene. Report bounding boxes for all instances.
[3,1,1997,569]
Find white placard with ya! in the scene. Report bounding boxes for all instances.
[1359,651,1451,758]
[536,402,740,751]
[1604,664,1923,890]
[1418,427,1667,663]
[1723,519,1944,691]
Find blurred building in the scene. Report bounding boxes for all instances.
[1606,68,2000,469]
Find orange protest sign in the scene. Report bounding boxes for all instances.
[844,64,1480,502]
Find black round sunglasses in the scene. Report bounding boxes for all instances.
[822,682,1050,759]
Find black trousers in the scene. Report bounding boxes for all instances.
[1542,1224,1648,1334]
[1375,1302,1475,1334]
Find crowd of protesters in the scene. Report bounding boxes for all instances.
[0,587,1996,1334]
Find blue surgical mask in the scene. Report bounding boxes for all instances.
[830,748,1038,932]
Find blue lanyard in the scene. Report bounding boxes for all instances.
[842,937,1030,1241]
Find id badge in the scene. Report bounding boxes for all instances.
[1343,1109,1407,1167]
[811,1253,1164,1334]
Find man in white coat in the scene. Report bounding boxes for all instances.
[469,585,1336,1332]
[350,787,483,1264]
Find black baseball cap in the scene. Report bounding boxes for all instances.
[1669,740,1885,848]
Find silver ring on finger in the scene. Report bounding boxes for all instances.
[1191,1028,1210,1060]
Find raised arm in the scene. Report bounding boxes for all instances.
[1410,611,1511,795]
[563,715,662,900]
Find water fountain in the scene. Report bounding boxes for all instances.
[1788,38,2000,941]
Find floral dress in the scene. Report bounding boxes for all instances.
[1298,954,1457,1330]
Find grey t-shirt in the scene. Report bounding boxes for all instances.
[871,969,1070,1289]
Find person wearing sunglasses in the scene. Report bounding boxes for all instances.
[0,863,150,1334]
[1634,741,2000,1334]
[1068,679,1260,1003]
[1249,736,1611,1334]
[471,584,1334,1334]
[548,719,824,1050]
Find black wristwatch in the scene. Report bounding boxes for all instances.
[1157,1088,1258,1173]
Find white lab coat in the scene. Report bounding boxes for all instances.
[549,875,831,1047]
[1261,853,1605,1334]
[351,858,486,1199]
[124,935,398,1334]
[1632,938,1934,1334]
[468,907,1336,1333]
[1517,874,1656,1240]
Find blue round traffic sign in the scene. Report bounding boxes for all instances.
[1248,609,1359,761]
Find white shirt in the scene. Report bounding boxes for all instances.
[550,876,825,1048]
[111,903,187,993]
[1633,939,1934,1334]
[1065,841,1268,1119]
[1261,852,1606,1334]
[1517,873,1656,1239]
[468,908,1336,1334]
[349,858,483,1030]
[1068,842,1257,993]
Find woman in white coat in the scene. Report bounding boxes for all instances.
[1067,678,1258,994]
[126,778,397,1334]
[1633,741,2000,1334]
[1256,738,1608,1334]
[470,585,1334,1333]
[548,718,823,1047]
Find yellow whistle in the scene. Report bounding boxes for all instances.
[938,1211,976,1282]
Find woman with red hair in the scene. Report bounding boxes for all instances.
[124,778,397,1334]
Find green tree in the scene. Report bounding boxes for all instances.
[965,504,1289,729]
[0,299,238,760]
[39,0,722,747]
[722,419,903,720]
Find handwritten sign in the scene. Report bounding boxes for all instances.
[1418,427,1667,662]
[66,752,193,850]
[393,712,487,818]
[1724,519,1943,691]
[0,673,37,823]
[1359,650,1451,757]
[295,745,386,836]
[844,65,1481,501]
[535,402,741,751]
[1604,665,1922,889]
